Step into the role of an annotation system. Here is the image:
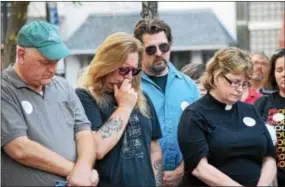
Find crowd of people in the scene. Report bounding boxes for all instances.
[1,18,284,187]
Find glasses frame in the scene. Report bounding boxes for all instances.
[145,43,170,56]
[221,74,251,90]
[118,67,141,76]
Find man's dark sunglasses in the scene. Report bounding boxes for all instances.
[118,67,141,76]
[145,43,170,56]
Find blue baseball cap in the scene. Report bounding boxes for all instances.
[17,21,71,61]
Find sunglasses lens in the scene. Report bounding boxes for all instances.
[119,67,130,76]
[145,46,157,56]
[159,43,170,53]
[145,43,170,56]
[119,67,141,76]
[132,68,141,76]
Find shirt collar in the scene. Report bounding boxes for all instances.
[3,66,54,90]
[3,66,28,88]
[168,62,183,79]
[206,92,235,111]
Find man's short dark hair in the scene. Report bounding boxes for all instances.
[133,17,173,45]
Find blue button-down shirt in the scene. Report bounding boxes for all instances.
[141,62,200,171]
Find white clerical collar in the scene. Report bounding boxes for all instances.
[225,104,233,111]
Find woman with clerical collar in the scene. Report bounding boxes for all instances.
[254,48,285,187]
[178,47,277,186]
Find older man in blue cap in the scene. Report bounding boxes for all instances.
[1,21,99,186]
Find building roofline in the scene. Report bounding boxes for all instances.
[69,44,231,55]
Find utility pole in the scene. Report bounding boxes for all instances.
[2,2,8,43]
[46,2,59,24]
[141,1,158,19]
[1,2,8,71]
[45,2,65,77]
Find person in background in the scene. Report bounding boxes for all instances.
[181,63,207,97]
[254,48,285,187]
[250,51,272,94]
[76,32,163,187]
[241,52,270,104]
[1,21,98,186]
[178,47,277,186]
[134,17,200,186]
[241,82,263,104]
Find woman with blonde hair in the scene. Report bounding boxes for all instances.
[178,47,277,186]
[76,32,163,186]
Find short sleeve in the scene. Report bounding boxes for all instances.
[252,106,278,159]
[178,109,209,172]
[253,96,268,121]
[262,122,278,160]
[67,85,91,134]
[263,124,278,158]
[144,92,162,140]
[1,87,27,147]
[75,88,103,131]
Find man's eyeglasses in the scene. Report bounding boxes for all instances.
[145,43,170,56]
[118,67,141,76]
[222,74,251,89]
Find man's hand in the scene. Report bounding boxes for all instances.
[163,162,184,186]
[67,167,99,186]
[114,79,138,111]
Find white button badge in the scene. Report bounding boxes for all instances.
[181,101,190,111]
[243,117,256,127]
[21,100,33,115]
[273,113,285,122]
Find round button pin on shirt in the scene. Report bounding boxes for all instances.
[273,113,285,122]
[21,100,33,114]
[243,117,256,127]
[181,101,190,111]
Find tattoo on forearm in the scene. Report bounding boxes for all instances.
[154,158,163,186]
[99,118,123,139]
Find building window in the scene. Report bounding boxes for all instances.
[249,2,285,22]
[170,51,191,70]
[250,29,280,57]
